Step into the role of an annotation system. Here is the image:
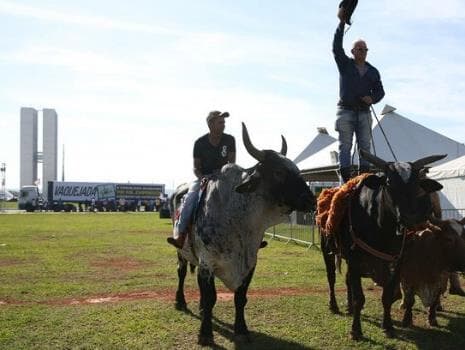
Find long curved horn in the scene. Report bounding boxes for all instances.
[412,154,447,171]
[359,149,387,169]
[242,122,265,162]
[280,135,287,156]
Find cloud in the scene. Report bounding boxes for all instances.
[382,49,465,122]
[172,32,322,66]
[0,0,323,69]
[382,0,465,20]
[2,46,138,75]
[0,0,183,36]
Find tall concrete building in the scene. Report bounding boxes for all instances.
[20,107,58,193]
[42,109,58,192]
[20,108,38,188]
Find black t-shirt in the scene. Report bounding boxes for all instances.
[193,133,236,175]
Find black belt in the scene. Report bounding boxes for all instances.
[338,104,369,112]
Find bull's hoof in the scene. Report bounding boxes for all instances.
[198,335,214,346]
[436,303,444,312]
[429,319,439,327]
[350,331,363,341]
[259,241,268,249]
[329,303,340,314]
[175,301,187,311]
[329,299,341,315]
[384,328,396,338]
[234,333,252,343]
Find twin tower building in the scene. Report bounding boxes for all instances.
[20,107,58,192]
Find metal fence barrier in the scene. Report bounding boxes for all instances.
[267,209,465,249]
[265,211,321,249]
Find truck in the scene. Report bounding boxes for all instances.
[18,186,43,212]
[18,181,166,212]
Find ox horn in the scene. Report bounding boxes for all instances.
[359,149,387,169]
[280,135,287,156]
[242,122,265,162]
[412,154,447,171]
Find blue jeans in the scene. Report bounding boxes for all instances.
[335,108,372,168]
[175,179,200,236]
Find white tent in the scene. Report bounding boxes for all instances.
[293,127,336,164]
[297,105,465,171]
[428,155,465,214]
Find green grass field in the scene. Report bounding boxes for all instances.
[1,213,465,349]
[0,201,17,210]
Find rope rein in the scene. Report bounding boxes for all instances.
[370,106,398,161]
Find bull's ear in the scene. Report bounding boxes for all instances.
[235,175,261,193]
[362,174,385,190]
[419,178,443,193]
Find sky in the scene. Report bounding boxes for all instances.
[1,0,465,191]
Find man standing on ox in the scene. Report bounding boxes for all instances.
[167,110,235,248]
[333,6,385,182]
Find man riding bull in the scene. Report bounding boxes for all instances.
[167,110,236,248]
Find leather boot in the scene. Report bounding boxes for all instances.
[339,167,352,183]
[167,233,186,249]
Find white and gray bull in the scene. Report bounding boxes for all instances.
[170,122,315,345]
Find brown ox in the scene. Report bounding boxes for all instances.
[430,191,465,297]
[400,218,465,327]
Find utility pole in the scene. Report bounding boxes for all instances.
[62,144,65,181]
[0,162,6,211]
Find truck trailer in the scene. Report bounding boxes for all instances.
[19,181,165,212]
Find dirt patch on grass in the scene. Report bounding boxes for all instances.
[0,286,358,306]
[90,256,152,271]
[0,257,35,267]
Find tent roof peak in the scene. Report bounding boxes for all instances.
[381,104,396,115]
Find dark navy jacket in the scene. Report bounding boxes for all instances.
[333,23,385,111]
